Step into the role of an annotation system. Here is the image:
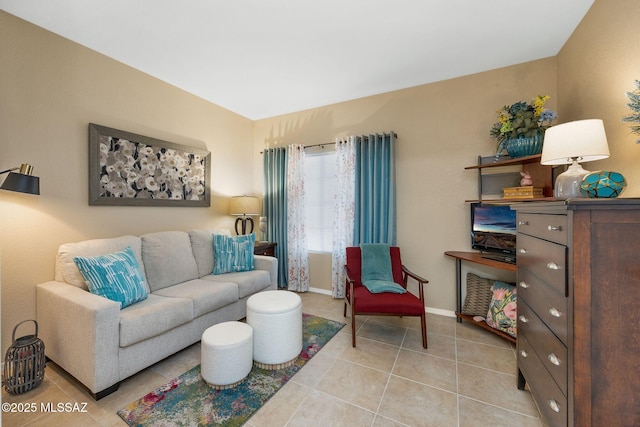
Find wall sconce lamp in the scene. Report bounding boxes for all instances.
[0,164,40,195]
[541,119,610,199]
[229,195,260,235]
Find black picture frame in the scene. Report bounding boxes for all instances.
[88,123,211,207]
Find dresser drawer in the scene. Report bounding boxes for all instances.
[516,233,566,295]
[518,301,568,396]
[518,268,568,344]
[518,331,568,427]
[517,213,567,245]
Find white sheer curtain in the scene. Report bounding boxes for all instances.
[286,144,309,292]
[331,137,356,298]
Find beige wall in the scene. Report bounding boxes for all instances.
[0,12,254,354]
[557,0,640,196]
[253,58,558,307]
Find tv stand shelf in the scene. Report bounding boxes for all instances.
[444,251,516,344]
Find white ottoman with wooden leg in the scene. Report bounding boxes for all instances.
[201,321,253,389]
[246,290,302,369]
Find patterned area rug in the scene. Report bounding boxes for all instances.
[117,313,345,426]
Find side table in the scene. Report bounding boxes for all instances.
[254,241,277,257]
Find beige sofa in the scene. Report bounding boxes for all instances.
[36,230,277,399]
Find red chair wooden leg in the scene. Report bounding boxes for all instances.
[421,312,428,349]
[352,313,357,347]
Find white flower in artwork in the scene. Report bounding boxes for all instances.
[139,146,154,156]
[108,181,126,196]
[118,140,135,157]
[99,142,110,154]
[113,161,126,175]
[155,191,169,199]
[145,177,159,191]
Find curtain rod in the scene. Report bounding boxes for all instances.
[261,132,398,153]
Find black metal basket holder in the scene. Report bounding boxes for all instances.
[3,319,46,394]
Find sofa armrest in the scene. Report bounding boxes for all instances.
[36,281,121,394]
[254,255,278,290]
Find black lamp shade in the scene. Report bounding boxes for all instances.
[1,172,40,195]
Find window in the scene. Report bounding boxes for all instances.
[304,150,336,252]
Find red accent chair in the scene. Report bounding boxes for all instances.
[343,246,428,348]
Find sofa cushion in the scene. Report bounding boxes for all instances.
[119,294,193,347]
[203,269,270,299]
[141,231,199,292]
[188,229,231,278]
[153,279,239,318]
[73,247,148,309]
[213,233,256,275]
[56,235,145,290]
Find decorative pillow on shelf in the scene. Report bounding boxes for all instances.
[461,273,494,316]
[213,233,256,275]
[73,246,148,309]
[486,280,517,338]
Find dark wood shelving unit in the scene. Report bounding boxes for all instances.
[465,154,556,202]
[445,153,557,343]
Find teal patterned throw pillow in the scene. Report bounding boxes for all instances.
[73,246,148,309]
[486,280,517,338]
[213,233,256,275]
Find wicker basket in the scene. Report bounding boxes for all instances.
[4,320,46,394]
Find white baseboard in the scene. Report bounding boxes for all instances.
[308,286,332,296]
[306,287,456,318]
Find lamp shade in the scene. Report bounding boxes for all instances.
[541,119,610,165]
[229,196,260,216]
[1,172,40,195]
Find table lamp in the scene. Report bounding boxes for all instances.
[0,163,40,195]
[229,195,260,235]
[541,119,610,199]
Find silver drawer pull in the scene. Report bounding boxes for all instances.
[519,315,528,323]
[549,307,561,318]
[519,281,529,289]
[548,353,561,366]
[518,220,529,226]
[519,349,528,358]
[518,248,527,254]
[547,225,562,231]
[548,399,561,413]
[547,261,560,270]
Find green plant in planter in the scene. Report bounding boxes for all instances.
[622,80,640,143]
[490,95,557,151]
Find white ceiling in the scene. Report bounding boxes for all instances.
[1,0,594,120]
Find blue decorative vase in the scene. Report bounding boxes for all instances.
[504,132,544,158]
[580,171,627,198]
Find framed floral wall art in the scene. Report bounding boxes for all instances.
[88,123,211,206]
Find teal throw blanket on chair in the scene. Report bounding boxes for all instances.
[360,244,406,294]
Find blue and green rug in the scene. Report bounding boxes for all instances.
[117,313,345,426]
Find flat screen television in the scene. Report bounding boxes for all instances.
[471,203,517,262]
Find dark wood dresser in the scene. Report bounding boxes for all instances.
[513,199,640,427]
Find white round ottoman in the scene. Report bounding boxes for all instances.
[201,321,253,389]
[246,290,302,370]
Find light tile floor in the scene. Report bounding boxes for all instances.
[2,292,545,426]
